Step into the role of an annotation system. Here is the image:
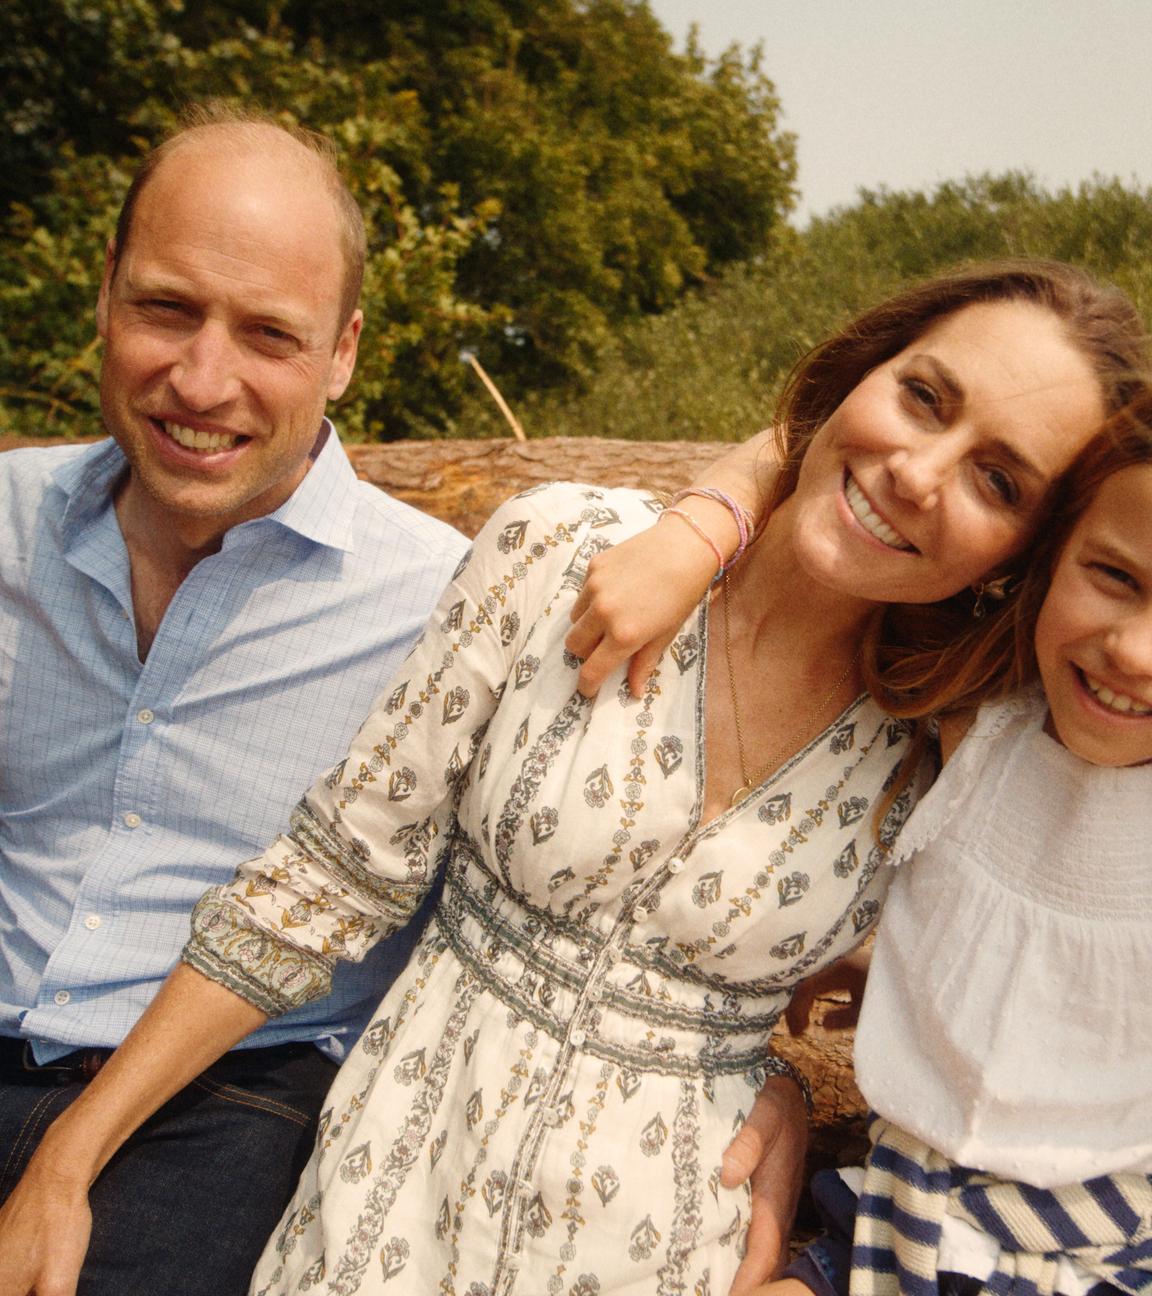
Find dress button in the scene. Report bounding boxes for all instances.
[83,914,102,931]
[122,812,142,829]
[587,984,604,1002]
[136,708,155,725]
[632,905,648,923]
[667,857,685,874]
[54,990,71,1006]
[570,1028,587,1047]
[541,1106,561,1127]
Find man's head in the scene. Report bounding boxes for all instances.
[96,107,366,546]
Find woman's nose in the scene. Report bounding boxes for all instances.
[886,442,958,510]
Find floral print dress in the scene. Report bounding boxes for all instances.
[184,483,917,1296]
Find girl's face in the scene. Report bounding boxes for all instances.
[787,300,1107,605]
[1035,463,1152,767]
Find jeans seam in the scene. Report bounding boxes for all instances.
[0,1086,70,1195]
[189,1076,312,1126]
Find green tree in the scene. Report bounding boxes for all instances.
[502,174,1152,443]
[1,0,797,438]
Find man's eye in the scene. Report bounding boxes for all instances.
[258,325,297,347]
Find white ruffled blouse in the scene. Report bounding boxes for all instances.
[854,689,1152,1188]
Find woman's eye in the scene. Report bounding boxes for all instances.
[984,467,1019,507]
[901,377,940,412]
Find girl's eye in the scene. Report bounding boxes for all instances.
[1093,562,1138,591]
[984,466,1019,507]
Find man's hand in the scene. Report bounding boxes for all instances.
[0,1140,93,1296]
[722,1074,809,1295]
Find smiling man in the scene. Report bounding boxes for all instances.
[0,108,466,1294]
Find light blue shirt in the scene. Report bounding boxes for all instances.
[0,428,468,1062]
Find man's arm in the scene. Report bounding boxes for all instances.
[722,1074,810,1295]
[0,964,265,1296]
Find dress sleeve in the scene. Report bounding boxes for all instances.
[181,483,600,1016]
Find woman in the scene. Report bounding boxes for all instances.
[2,261,1144,1296]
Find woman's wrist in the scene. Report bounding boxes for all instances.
[659,494,747,577]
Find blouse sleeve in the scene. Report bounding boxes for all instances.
[181,482,610,1016]
[887,688,1043,867]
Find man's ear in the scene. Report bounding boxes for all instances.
[96,239,117,338]
[327,309,363,401]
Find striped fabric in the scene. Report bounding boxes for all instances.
[850,1115,1152,1296]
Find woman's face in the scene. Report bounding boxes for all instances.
[787,299,1108,605]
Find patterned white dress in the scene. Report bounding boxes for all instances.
[184,483,917,1296]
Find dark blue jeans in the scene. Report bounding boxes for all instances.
[0,1040,336,1296]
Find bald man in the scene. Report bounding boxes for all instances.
[0,109,466,1293]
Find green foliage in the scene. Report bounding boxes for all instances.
[0,0,796,438]
[493,173,1152,443]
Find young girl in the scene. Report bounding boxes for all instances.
[760,414,1152,1296]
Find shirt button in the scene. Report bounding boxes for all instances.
[54,990,71,1006]
[83,914,102,931]
[123,812,142,829]
[136,708,155,725]
[667,857,685,874]
[570,1028,587,1047]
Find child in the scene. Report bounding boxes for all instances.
[761,417,1152,1296]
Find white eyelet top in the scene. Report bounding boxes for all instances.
[854,688,1152,1187]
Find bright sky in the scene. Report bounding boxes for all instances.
[648,0,1152,223]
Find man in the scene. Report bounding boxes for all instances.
[0,107,468,1292]
[0,108,806,1295]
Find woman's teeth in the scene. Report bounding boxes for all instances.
[845,475,914,551]
[164,422,240,452]
[1084,673,1152,716]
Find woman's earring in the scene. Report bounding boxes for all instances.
[970,574,1017,619]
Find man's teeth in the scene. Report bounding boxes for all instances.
[1085,673,1152,716]
[844,475,914,551]
[163,422,239,452]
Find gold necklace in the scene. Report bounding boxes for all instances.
[721,569,861,807]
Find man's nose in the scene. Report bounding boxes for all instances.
[167,323,242,412]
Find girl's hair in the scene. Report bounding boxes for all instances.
[865,389,1152,722]
[767,258,1147,514]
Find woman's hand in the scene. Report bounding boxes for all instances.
[721,1074,809,1294]
[565,429,781,698]
[566,517,722,697]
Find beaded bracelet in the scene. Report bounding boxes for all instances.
[662,507,725,573]
[670,487,756,571]
[760,1054,815,1118]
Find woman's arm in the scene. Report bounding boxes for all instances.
[566,429,780,697]
[0,965,265,1296]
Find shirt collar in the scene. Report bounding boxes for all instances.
[54,420,360,555]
